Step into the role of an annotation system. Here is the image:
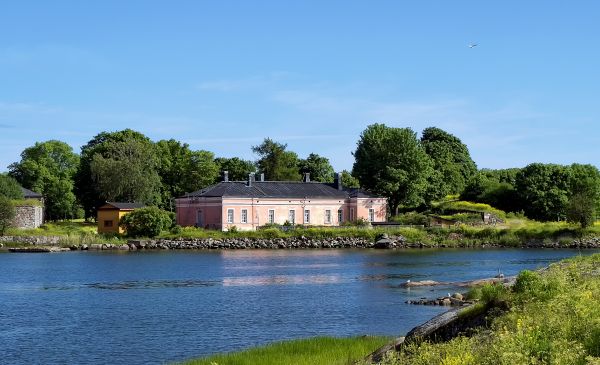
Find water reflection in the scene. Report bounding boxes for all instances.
[222,274,343,286]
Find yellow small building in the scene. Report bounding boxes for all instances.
[97,202,145,234]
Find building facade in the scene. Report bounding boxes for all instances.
[11,187,44,229]
[176,173,387,231]
[97,202,145,234]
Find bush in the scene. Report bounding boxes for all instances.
[391,212,429,226]
[119,206,173,237]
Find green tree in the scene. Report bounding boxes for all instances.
[156,139,219,209]
[214,157,256,181]
[8,140,80,220]
[340,170,360,188]
[352,124,433,214]
[76,129,151,219]
[566,164,600,228]
[421,127,477,197]
[0,196,15,235]
[90,138,161,205]
[515,163,571,221]
[461,172,520,213]
[298,153,335,182]
[119,206,173,237]
[252,138,301,181]
[0,174,23,199]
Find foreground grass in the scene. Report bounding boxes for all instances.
[375,253,600,365]
[182,336,390,365]
[4,221,126,245]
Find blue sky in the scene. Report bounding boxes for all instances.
[1,1,599,172]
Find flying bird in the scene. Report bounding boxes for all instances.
[469,43,478,48]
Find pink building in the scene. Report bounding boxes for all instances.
[176,173,387,231]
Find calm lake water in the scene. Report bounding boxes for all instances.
[0,248,596,364]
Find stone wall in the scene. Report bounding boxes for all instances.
[12,205,44,229]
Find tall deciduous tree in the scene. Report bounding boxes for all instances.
[214,157,256,181]
[566,164,600,228]
[252,138,301,181]
[0,196,15,235]
[76,129,151,219]
[0,174,23,199]
[8,140,80,220]
[90,138,161,205]
[156,139,219,209]
[421,127,477,198]
[340,170,360,188]
[298,153,335,182]
[352,124,433,214]
[515,163,571,221]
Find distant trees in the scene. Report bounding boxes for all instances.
[119,206,174,237]
[0,196,15,235]
[421,127,477,197]
[515,163,571,221]
[340,170,360,188]
[214,157,256,181]
[9,140,80,220]
[299,153,335,182]
[566,164,600,228]
[0,174,23,200]
[352,124,432,214]
[252,138,301,181]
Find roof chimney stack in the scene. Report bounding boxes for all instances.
[334,172,342,190]
[303,172,311,183]
[260,173,265,182]
[247,172,255,187]
[223,170,229,182]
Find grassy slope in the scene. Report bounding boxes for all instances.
[181,336,390,365]
[376,253,600,365]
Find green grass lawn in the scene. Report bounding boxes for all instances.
[181,336,390,365]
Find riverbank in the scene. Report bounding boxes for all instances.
[180,253,600,365]
[3,234,600,251]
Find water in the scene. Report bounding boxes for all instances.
[0,248,595,364]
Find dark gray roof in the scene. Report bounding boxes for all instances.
[345,188,380,198]
[21,187,43,199]
[101,202,146,210]
[184,181,382,200]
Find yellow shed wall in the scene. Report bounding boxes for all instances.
[97,209,133,234]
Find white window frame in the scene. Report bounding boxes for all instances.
[337,209,343,223]
[227,209,234,224]
[325,209,331,224]
[241,209,248,224]
[369,208,375,222]
[268,209,275,224]
[350,208,355,221]
[288,209,295,224]
[304,209,310,224]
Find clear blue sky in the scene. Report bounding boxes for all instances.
[1,1,599,172]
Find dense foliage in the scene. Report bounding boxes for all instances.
[0,195,15,235]
[252,138,301,181]
[119,206,174,237]
[0,174,23,199]
[298,153,335,182]
[8,140,80,220]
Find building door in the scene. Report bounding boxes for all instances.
[196,209,204,227]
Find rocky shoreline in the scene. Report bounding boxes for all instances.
[2,234,600,251]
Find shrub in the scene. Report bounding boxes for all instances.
[391,212,429,226]
[0,174,23,200]
[119,206,173,237]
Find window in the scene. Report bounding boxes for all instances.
[350,208,355,221]
[288,209,295,224]
[304,209,310,224]
[227,209,234,224]
[104,220,113,227]
[369,208,375,222]
[337,209,343,223]
[268,209,275,224]
[325,209,331,224]
[241,209,248,224]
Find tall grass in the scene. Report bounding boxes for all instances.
[376,253,600,365]
[181,336,390,365]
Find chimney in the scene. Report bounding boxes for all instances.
[303,172,311,183]
[247,172,255,187]
[223,170,229,182]
[334,172,342,190]
[260,173,265,182]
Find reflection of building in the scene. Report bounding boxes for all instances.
[97,202,145,234]
[176,172,387,231]
[12,187,44,229]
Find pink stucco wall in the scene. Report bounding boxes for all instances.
[176,196,388,231]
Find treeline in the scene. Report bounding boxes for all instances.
[2,124,599,227]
